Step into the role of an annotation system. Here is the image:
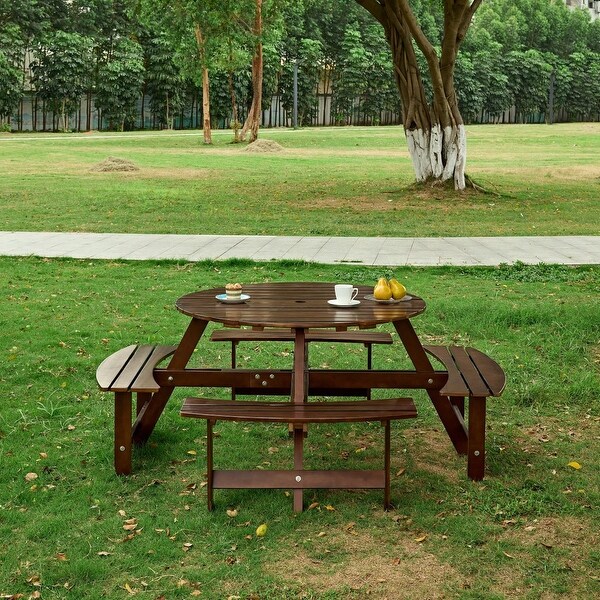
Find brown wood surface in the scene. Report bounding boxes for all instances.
[177,283,425,329]
[181,397,417,423]
[424,345,505,397]
[210,328,394,345]
[212,470,387,489]
[96,344,176,392]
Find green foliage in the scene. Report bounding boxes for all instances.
[143,32,186,129]
[95,37,145,131]
[0,50,21,119]
[505,49,553,121]
[30,30,93,130]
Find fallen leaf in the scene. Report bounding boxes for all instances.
[325,504,335,511]
[182,543,193,552]
[503,551,515,559]
[123,523,137,531]
[396,468,406,476]
[124,583,135,594]
[97,551,111,557]
[307,502,319,510]
[317,531,327,537]
[55,553,68,561]
[39,452,48,459]
[24,472,38,482]
[226,509,238,518]
[567,461,582,470]
[414,534,428,543]
[256,523,267,537]
[187,450,197,456]
[540,542,553,549]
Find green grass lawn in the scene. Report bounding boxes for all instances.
[1,257,598,599]
[1,123,599,237]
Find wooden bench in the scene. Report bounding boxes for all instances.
[211,328,394,399]
[180,397,417,511]
[96,344,177,474]
[423,345,505,480]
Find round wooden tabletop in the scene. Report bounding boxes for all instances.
[176,282,426,329]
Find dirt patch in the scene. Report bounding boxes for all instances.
[90,156,139,172]
[402,427,460,483]
[245,139,284,153]
[267,529,464,599]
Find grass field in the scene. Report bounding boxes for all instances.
[1,257,599,599]
[1,124,599,598]
[1,123,599,237]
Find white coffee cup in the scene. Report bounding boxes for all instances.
[334,284,359,304]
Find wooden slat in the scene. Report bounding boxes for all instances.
[97,345,178,393]
[449,346,491,397]
[109,345,156,392]
[129,345,177,392]
[96,345,138,391]
[212,469,386,489]
[181,398,417,423]
[467,347,506,397]
[423,345,470,396]
[210,329,393,345]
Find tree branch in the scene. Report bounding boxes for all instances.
[355,0,385,25]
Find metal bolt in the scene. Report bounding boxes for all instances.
[295,475,302,482]
[269,374,275,379]
[119,446,126,452]
[262,381,267,387]
[474,450,480,456]
[427,378,433,384]
[168,376,173,382]
[255,374,260,380]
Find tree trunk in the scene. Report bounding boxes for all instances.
[357,0,481,190]
[194,24,212,144]
[228,69,240,142]
[240,0,263,143]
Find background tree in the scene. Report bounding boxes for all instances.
[355,0,484,190]
[95,37,145,131]
[30,31,93,130]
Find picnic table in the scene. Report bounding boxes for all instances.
[97,282,505,511]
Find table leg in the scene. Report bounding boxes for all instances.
[292,328,308,512]
[393,320,468,454]
[114,391,132,475]
[133,318,208,445]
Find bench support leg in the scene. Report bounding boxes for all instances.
[384,420,391,509]
[136,392,151,417]
[114,392,132,475]
[467,397,486,481]
[207,419,215,510]
[133,318,208,445]
[394,321,468,454]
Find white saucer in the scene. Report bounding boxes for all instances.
[216,293,250,304]
[328,299,360,307]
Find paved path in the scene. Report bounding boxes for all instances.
[0,231,598,266]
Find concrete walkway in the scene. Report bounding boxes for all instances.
[0,231,598,266]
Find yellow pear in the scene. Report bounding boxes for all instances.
[389,278,407,300]
[373,277,392,300]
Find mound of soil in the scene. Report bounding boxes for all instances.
[90,156,140,172]
[245,139,284,153]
